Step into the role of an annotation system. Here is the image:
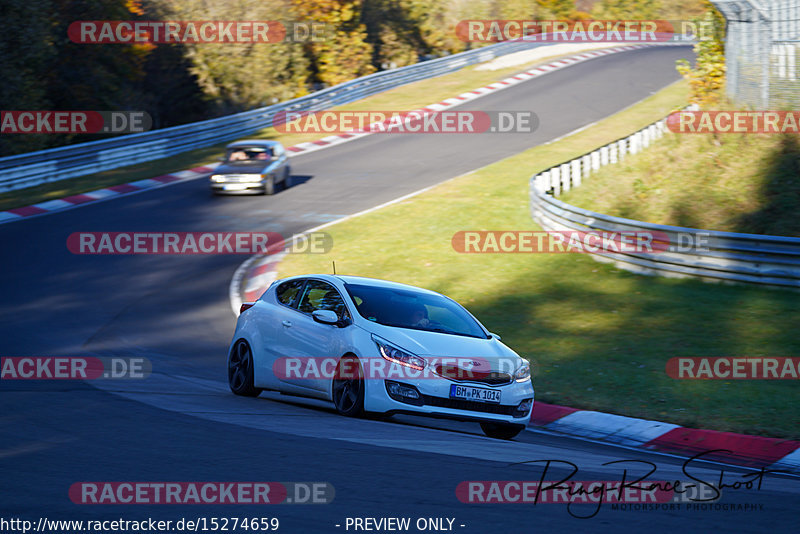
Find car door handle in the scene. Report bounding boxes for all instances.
[282,320,292,327]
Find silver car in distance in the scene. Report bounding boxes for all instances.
[210,140,291,195]
[227,275,534,439]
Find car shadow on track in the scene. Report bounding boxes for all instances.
[285,174,313,189]
[256,390,533,442]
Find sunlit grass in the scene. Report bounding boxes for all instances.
[561,126,800,236]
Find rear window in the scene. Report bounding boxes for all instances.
[275,279,305,307]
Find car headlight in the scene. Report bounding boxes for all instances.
[210,174,225,182]
[372,335,426,371]
[515,361,531,382]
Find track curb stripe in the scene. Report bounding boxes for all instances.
[531,402,800,472]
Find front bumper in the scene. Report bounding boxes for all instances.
[210,181,265,194]
[365,375,534,424]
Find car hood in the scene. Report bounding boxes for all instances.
[214,162,275,175]
[364,322,520,362]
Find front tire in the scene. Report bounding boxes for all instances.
[480,422,525,440]
[228,339,261,397]
[332,355,365,417]
[263,175,275,195]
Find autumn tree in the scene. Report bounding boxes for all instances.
[676,2,726,106]
[590,0,662,19]
[291,0,374,87]
[537,0,578,19]
[151,0,309,111]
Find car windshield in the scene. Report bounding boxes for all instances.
[344,283,488,339]
[224,146,273,164]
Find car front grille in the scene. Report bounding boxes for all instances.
[421,395,518,416]
[218,174,262,183]
[433,364,513,386]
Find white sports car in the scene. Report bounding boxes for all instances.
[227,275,534,439]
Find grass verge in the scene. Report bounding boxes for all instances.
[560,128,800,237]
[1,44,625,213]
[274,79,799,440]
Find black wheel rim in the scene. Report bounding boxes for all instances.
[229,341,250,390]
[333,359,362,413]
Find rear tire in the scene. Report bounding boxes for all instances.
[332,355,365,417]
[228,339,262,397]
[480,422,525,440]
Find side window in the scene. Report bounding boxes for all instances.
[297,280,347,319]
[275,279,305,307]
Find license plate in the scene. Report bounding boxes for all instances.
[450,384,501,404]
[223,184,248,191]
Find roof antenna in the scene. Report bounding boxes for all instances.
[332,261,336,275]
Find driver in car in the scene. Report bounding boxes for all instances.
[409,304,431,328]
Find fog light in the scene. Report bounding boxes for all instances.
[516,399,533,413]
[387,381,419,399]
[385,380,423,405]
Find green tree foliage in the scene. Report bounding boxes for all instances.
[591,0,662,19]
[153,0,309,111]
[49,0,150,111]
[291,0,374,87]
[537,0,578,19]
[0,0,55,155]
[657,0,707,19]
[676,2,726,106]
[0,0,153,155]
[590,0,708,19]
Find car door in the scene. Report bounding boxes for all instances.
[277,279,351,393]
[260,278,307,389]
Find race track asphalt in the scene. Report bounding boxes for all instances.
[2,45,797,532]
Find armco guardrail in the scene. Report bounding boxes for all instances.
[0,38,584,193]
[529,107,800,288]
[0,39,694,193]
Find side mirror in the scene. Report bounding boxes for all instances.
[489,332,502,341]
[312,309,340,325]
